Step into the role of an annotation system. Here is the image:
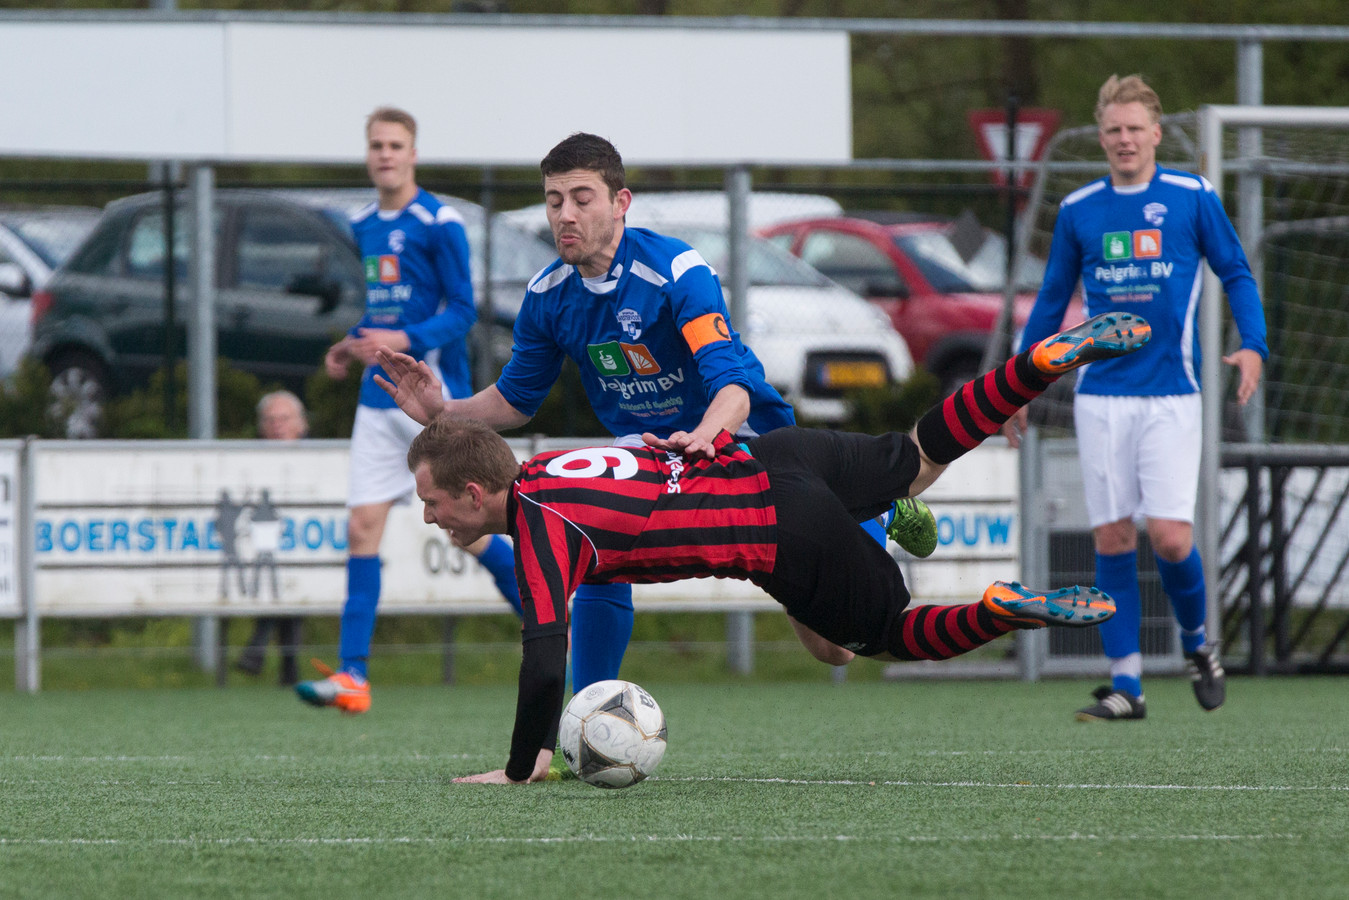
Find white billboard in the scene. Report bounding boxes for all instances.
[30,440,779,617]
[0,19,851,165]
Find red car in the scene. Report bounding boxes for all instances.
[761,212,1083,394]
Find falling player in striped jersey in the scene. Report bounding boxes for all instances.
[377,310,1149,783]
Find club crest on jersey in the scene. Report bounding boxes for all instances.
[617,308,643,341]
[388,229,406,254]
[1143,202,1167,226]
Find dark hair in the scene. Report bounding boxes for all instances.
[539,132,626,197]
[407,418,519,495]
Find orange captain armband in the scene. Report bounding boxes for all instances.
[680,312,732,355]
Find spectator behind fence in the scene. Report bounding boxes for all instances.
[235,390,308,685]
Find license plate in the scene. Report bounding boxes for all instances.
[819,360,887,389]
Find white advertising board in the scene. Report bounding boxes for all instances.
[0,20,851,165]
[31,440,778,617]
[0,445,17,616]
[898,445,1019,605]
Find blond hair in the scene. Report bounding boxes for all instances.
[1095,75,1163,125]
[365,106,418,143]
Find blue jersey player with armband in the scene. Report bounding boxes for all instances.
[295,107,522,715]
[1004,75,1268,721]
[370,132,915,694]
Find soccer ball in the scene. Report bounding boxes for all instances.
[558,680,667,789]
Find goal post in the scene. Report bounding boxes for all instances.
[1197,104,1349,640]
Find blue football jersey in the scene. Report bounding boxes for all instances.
[349,188,476,408]
[496,227,795,438]
[1019,166,1267,396]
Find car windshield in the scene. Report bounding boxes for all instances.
[4,215,97,268]
[662,226,832,288]
[894,229,1045,293]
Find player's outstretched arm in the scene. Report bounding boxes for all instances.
[374,349,447,425]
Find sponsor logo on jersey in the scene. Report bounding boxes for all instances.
[588,342,630,376]
[1143,202,1167,226]
[617,307,643,341]
[1102,229,1164,262]
[1133,229,1162,258]
[1103,232,1132,261]
[588,341,662,378]
[622,343,660,375]
[365,255,400,283]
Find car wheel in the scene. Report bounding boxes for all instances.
[46,350,110,439]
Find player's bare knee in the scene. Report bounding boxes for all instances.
[1093,519,1137,555]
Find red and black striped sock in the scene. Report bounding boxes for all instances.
[884,602,1016,662]
[914,348,1057,465]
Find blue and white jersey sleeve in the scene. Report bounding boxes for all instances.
[403,214,476,355]
[1195,187,1267,359]
[661,249,755,399]
[494,263,570,419]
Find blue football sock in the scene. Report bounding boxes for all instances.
[860,517,886,546]
[338,555,381,679]
[1095,549,1142,678]
[1109,654,1144,699]
[1156,546,1208,653]
[477,535,522,618]
[570,582,634,692]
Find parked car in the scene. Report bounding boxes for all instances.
[30,189,556,438]
[0,206,100,377]
[501,200,914,424]
[760,211,1083,395]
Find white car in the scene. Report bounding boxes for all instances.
[501,202,914,424]
[0,206,100,376]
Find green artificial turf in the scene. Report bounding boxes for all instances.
[0,677,1345,900]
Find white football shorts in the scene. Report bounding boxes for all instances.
[1073,393,1202,527]
[347,405,428,508]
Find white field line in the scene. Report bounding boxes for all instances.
[656,776,1349,791]
[0,832,1313,848]
[0,774,1344,792]
[3,747,1345,764]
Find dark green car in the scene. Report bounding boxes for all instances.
[30,189,554,438]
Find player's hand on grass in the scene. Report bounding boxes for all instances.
[1223,348,1264,405]
[642,431,715,460]
[453,750,553,785]
[453,769,524,785]
[374,349,446,426]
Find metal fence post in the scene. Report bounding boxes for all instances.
[15,438,38,693]
[724,165,751,329]
[188,164,219,673]
[726,610,753,675]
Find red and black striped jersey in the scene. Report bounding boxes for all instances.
[507,431,778,638]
